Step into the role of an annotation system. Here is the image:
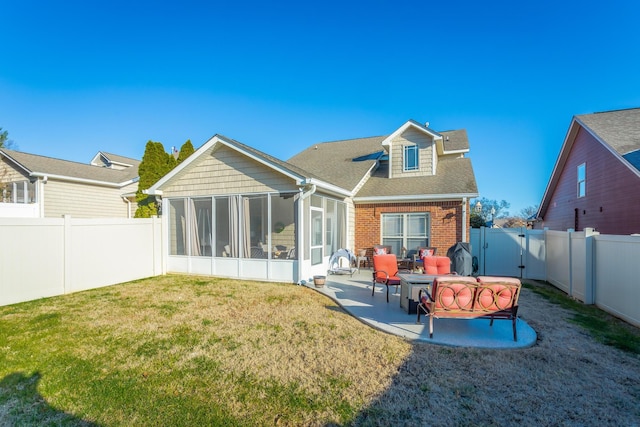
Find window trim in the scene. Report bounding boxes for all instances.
[403,145,419,172]
[380,212,430,254]
[577,163,586,198]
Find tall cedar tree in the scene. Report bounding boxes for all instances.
[177,139,195,164]
[135,141,175,218]
[0,128,8,148]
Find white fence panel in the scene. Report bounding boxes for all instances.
[68,217,162,293]
[593,234,640,327]
[545,230,571,294]
[569,232,587,302]
[524,230,546,280]
[482,227,524,277]
[472,227,640,327]
[0,218,65,306]
[471,227,546,279]
[0,216,163,307]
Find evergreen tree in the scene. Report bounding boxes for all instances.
[135,141,175,218]
[176,139,195,164]
[0,128,8,148]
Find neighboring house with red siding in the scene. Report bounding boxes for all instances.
[536,108,640,234]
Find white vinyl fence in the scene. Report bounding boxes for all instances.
[4,217,640,329]
[0,216,164,307]
[472,227,640,328]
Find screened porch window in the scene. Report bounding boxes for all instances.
[168,193,296,259]
[381,213,429,254]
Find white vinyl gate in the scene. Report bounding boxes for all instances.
[470,227,546,280]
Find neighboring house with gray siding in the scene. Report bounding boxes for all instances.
[0,149,139,218]
[147,119,478,284]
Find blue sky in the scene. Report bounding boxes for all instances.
[2,0,640,215]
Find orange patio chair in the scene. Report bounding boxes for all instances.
[422,256,451,275]
[372,253,402,303]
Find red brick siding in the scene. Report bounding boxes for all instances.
[541,126,640,234]
[354,200,469,257]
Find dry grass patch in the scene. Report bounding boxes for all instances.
[0,275,411,426]
[2,276,640,426]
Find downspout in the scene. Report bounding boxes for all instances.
[122,196,132,218]
[299,184,316,201]
[297,184,316,284]
[39,176,47,218]
[462,197,467,242]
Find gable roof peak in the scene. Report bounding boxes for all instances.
[381,120,443,148]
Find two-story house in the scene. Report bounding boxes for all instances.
[146,120,478,283]
[536,108,640,234]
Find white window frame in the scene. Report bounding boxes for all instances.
[577,163,586,198]
[381,212,430,254]
[403,145,419,171]
[310,206,324,265]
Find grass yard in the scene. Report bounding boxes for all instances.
[0,275,411,426]
[2,275,640,426]
[522,281,640,353]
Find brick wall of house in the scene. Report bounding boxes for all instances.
[354,200,469,258]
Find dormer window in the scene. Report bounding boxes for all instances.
[404,145,418,171]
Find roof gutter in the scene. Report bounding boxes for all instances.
[29,172,138,188]
[300,178,351,198]
[354,193,479,203]
[144,188,163,196]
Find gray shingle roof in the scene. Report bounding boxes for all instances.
[355,157,478,199]
[440,129,469,151]
[100,152,141,167]
[0,149,139,185]
[218,135,324,181]
[288,132,477,198]
[287,136,385,191]
[576,108,640,156]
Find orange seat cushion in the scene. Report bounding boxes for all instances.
[423,256,451,275]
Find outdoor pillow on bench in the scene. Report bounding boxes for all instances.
[417,275,521,341]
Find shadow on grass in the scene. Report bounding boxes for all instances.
[0,372,99,426]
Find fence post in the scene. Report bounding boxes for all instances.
[565,229,573,297]
[63,214,72,294]
[584,228,599,305]
[478,226,486,275]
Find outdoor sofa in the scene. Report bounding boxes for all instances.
[416,275,522,341]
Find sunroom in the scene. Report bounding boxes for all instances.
[148,135,351,284]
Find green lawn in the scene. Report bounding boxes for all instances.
[0,275,411,426]
[2,276,639,426]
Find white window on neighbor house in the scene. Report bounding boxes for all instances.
[577,163,586,198]
[404,145,419,171]
[381,213,430,255]
[1,180,36,203]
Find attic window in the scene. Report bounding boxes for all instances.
[404,145,418,171]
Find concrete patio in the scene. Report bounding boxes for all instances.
[304,269,537,349]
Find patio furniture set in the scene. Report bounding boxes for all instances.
[369,248,522,341]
